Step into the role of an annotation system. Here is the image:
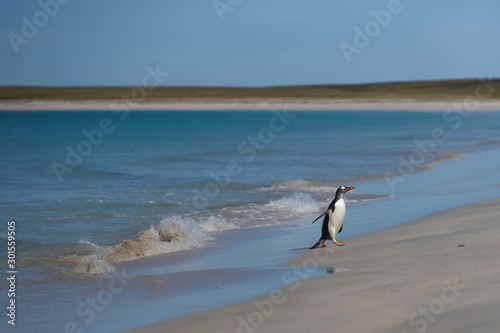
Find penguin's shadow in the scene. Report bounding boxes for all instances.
[293,247,315,251]
[292,246,335,251]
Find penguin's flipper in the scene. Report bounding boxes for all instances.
[312,209,331,224]
[338,223,343,233]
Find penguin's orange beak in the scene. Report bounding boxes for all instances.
[312,209,331,224]
[346,187,355,191]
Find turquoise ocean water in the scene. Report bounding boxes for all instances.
[1,110,500,332]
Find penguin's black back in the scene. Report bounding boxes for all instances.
[320,213,331,240]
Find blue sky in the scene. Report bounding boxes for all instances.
[1,0,499,87]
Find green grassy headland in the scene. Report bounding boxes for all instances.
[1,79,500,101]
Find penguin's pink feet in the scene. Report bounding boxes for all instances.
[321,240,327,247]
[334,241,345,246]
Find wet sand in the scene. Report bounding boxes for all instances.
[127,198,500,333]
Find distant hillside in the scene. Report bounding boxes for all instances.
[1,79,500,101]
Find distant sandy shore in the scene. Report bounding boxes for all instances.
[2,98,500,111]
[128,199,500,333]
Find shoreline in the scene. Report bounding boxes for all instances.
[1,98,500,111]
[127,198,500,333]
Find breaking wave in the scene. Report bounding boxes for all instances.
[264,192,322,214]
[61,215,236,275]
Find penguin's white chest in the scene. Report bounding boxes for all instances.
[328,199,346,235]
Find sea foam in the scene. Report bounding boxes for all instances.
[64,214,236,275]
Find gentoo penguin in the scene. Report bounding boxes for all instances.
[310,186,355,249]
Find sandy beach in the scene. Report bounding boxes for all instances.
[1,98,500,111]
[128,198,500,333]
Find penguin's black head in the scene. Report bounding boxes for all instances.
[337,185,355,194]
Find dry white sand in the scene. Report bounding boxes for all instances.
[127,199,500,333]
[2,98,500,111]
